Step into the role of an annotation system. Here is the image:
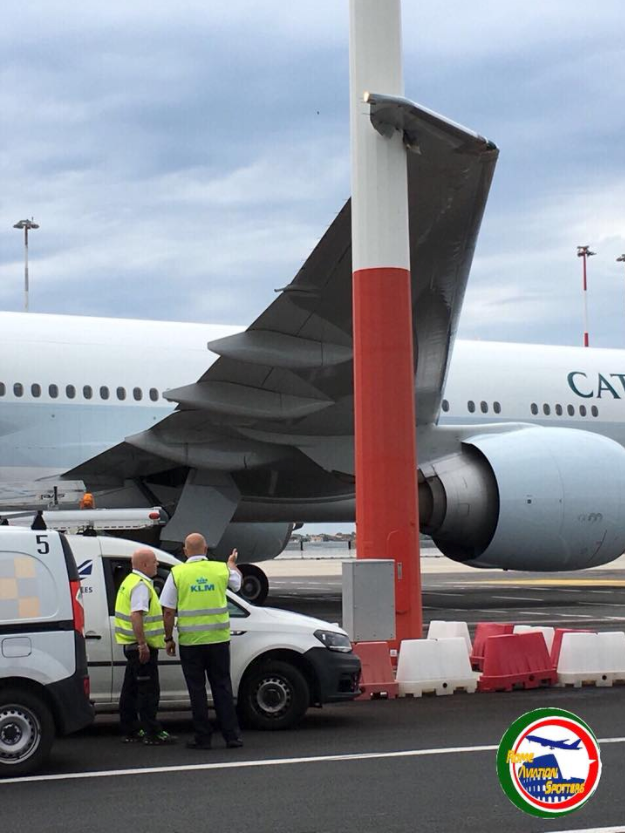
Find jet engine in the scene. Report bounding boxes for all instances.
[213,521,293,605]
[419,426,625,571]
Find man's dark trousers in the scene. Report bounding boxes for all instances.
[119,645,161,736]
[179,641,240,743]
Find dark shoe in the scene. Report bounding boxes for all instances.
[143,731,178,746]
[121,729,146,744]
[186,738,212,750]
[225,738,244,749]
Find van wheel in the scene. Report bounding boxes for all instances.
[0,689,55,777]
[238,660,309,730]
[237,564,269,606]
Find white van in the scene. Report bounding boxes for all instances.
[0,529,93,776]
[75,535,360,730]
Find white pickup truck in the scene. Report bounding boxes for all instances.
[75,535,361,729]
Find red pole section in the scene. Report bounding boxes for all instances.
[349,0,422,643]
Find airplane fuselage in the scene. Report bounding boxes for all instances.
[2,311,625,517]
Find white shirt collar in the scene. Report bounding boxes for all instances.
[132,569,153,584]
[186,555,208,562]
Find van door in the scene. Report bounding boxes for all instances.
[73,538,113,704]
[102,557,189,707]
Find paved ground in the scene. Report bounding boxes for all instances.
[3,560,625,833]
[264,555,625,634]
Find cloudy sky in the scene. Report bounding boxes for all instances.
[2,0,624,352]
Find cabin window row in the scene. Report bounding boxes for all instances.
[530,402,599,418]
[0,382,161,402]
[441,400,502,414]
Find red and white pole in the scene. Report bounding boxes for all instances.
[577,245,595,348]
[349,0,422,642]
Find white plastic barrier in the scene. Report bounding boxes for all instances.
[557,631,625,687]
[396,637,478,696]
[513,625,555,652]
[427,620,472,654]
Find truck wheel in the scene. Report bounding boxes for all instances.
[237,564,269,606]
[0,689,55,777]
[238,660,309,730]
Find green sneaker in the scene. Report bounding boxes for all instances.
[143,730,178,746]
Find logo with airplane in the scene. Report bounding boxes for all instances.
[496,708,601,818]
[526,735,582,751]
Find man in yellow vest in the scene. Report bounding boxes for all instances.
[114,548,177,745]
[161,533,243,750]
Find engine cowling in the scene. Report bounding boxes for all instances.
[212,521,293,564]
[419,426,625,570]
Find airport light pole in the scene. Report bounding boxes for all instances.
[13,218,39,312]
[350,0,422,643]
[577,245,595,347]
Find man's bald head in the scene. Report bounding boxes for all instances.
[131,548,158,577]
[184,533,208,558]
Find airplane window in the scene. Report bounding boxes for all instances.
[117,387,126,401]
[83,385,93,400]
[149,388,159,402]
[49,384,58,399]
[467,400,475,413]
[14,383,24,397]
[591,405,599,417]
[567,404,575,416]
[493,401,501,414]
[543,404,551,416]
[133,387,143,401]
[100,386,110,400]
[555,404,563,416]
[530,403,538,415]
[480,401,488,414]
[579,405,587,417]
[0,383,5,397]
[31,383,41,398]
[66,385,76,399]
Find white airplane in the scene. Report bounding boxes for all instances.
[3,98,625,602]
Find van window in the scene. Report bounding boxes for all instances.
[102,557,173,615]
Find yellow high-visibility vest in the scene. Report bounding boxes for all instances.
[114,572,165,648]
[172,559,230,646]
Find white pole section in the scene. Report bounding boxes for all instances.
[349,0,409,272]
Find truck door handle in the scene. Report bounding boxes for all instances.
[85,632,102,640]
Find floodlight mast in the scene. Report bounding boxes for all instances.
[577,245,595,347]
[349,0,422,643]
[13,218,40,312]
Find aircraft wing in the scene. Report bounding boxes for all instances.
[66,98,498,533]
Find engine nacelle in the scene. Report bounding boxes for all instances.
[212,521,293,564]
[419,427,625,571]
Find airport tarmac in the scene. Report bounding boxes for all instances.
[3,556,625,833]
[264,553,625,634]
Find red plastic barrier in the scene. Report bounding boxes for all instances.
[550,628,595,669]
[470,623,514,670]
[477,632,558,692]
[352,642,398,700]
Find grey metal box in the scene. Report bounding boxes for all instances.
[342,559,395,642]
